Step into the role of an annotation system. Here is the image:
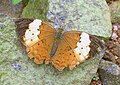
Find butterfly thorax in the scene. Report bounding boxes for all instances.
[50,28,64,57]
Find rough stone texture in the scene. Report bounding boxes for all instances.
[109,1,120,23]
[99,59,120,85]
[21,0,112,38]
[0,0,24,18]
[0,15,105,85]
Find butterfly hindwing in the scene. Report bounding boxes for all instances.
[26,35,55,64]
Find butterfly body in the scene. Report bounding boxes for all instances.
[50,28,64,57]
[15,19,104,71]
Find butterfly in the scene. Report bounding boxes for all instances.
[15,18,104,71]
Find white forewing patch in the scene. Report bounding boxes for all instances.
[29,19,42,29]
[23,19,42,46]
[74,32,91,62]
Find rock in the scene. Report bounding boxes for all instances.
[0,15,105,85]
[21,0,112,38]
[99,59,120,85]
[0,0,24,18]
[109,1,120,23]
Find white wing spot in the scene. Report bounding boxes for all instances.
[74,32,91,62]
[23,19,42,46]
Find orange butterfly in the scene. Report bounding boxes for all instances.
[15,18,104,71]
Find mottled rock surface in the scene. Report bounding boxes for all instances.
[99,59,120,85]
[21,0,112,37]
[109,1,120,23]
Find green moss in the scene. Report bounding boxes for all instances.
[21,0,49,21]
[96,36,110,42]
[0,57,6,64]
[70,79,80,85]
[0,71,6,79]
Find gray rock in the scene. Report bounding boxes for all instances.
[99,59,120,85]
[21,0,112,38]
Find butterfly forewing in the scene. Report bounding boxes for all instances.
[63,31,82,48]
[39,22,56,39]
